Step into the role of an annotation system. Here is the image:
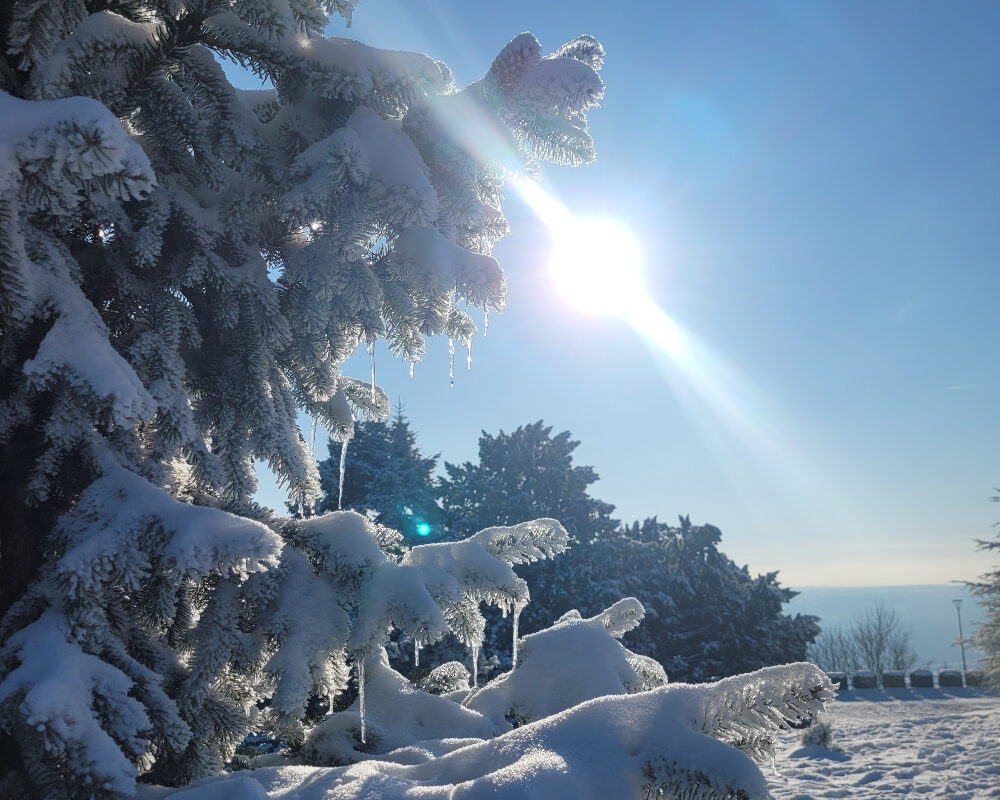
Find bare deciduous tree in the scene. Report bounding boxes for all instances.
[809,601,917,684]
[852,602,918,680]
[808,625,862,674]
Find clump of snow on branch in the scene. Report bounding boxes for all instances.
[466,598,653,727]
[0,612,159,799]
[471,518,571,565]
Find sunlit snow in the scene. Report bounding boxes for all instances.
[769,690,1000,799]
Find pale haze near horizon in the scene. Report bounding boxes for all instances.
[246,1,1000,588]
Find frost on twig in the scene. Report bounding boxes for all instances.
[689,662,836,765]
[470,518,570,565]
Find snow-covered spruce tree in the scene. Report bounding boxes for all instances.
[440,420,619,541]
[418,420,616,671]
[314,407,442,541]
[0,0,608,794]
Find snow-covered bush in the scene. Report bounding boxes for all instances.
[299,648,499,767]
[800,718,835,750]
[420,661,472,695]
[191,594,833,799]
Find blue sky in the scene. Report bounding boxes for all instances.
[250,1,1000,586]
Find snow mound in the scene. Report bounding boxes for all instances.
[149,663,832,800]
[301,651,497,766]
[465,599,651,727]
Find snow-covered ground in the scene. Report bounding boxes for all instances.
[769,689,1000,800]
[141,685,1000,800]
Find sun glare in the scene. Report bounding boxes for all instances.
[549,218,644,313]
[513,179,645,316]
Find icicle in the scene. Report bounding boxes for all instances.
[338,438,348,510]
[310,417,318,457]
[414,640,420,668]
[512,605,523,667]
[466,340,472,371]
[448,338,455,389]
[357,659,367,744]
[471,645,479,688]
[368,341,376,401]
[409,360,414,379]
[484,309,489,337]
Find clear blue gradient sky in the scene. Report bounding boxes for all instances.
[249,1,1000,586]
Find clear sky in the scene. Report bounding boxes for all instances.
[251,0,1000,587]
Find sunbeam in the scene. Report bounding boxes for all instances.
[512,176,869,553]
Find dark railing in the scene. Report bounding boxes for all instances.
[824,669,986,690]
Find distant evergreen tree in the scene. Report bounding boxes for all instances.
[436,421,617,665]
[555,516,821,681]
[439,420,618,542]
[316,407,442,541]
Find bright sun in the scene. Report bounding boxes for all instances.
[549,218,644,313]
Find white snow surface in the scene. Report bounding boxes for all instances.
[143,662,831,800]
[143,688,767,800]
[769,690,1000,800]
[139,690,1000,800]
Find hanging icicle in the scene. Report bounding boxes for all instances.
[310,417,318,457]
[409,360,414,379]
[414,640,420,668]
[338,437,348,510]
[471,645,479,688]
[483,309,489,337]
[512,604,524,667]
[368,341,376,401]
[448,338,455,389]
[357,658,367,745]
[466,340,472,371]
